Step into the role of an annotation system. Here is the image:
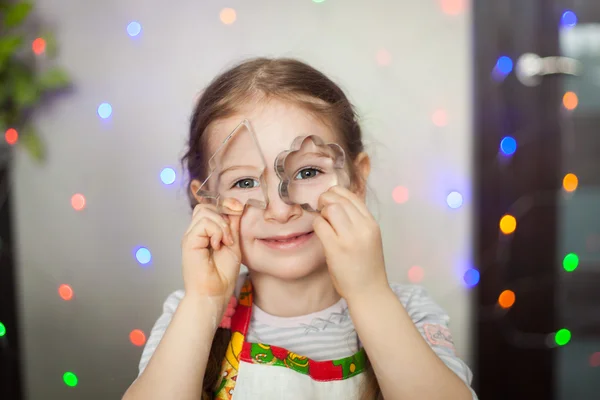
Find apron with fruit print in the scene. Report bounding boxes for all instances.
[213,278,367,400]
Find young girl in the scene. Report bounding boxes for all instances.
[123,58,477,400]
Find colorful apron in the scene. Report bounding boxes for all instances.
[214,278,367,399]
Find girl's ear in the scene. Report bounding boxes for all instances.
[351,152,371,199]
[190,179,203,203]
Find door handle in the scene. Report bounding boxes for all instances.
[516,53,582,86]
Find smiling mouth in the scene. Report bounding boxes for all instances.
[258,231,315,249]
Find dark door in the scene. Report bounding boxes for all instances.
[474,1,600,399]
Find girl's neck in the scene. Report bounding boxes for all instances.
[249,267,341,318]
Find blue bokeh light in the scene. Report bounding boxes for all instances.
[160,167,176,185]
[463,268,480,288]
[97,103,112,119]
[446,191,464,209]
[561,11,577,28]
[500,136,517,156]
[135,247,152,265]
[495,56,514,75]
[127,21,142,37]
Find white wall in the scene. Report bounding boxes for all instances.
[12,0,473,398]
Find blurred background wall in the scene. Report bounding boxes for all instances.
[7,0,473,399]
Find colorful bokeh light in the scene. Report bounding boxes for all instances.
[63,372,78,387]
[495,56,513,75]
[463,268,480,288]
[563,92,578,110]
[498,289,516,309]
[0,322,6,337]
[440,0,467,15]
[376,49,392,66]
[5,128,18,145]
[135,247,152,265]
[127,21,142,37]
[432,109,448,127]
[563,253,579,272]
[499,215,517,235]
[562,173,578,192]
[220,8,237,25]
[555,329,571,346]
[32,38,46,55]
[446,191,463,209]
[590,352,600,368]
[392,186,409,204]
[407,266,424,283]
[500,136,517,156]
[71,194,86,211]
[561,11,577,28]
[160,167,176,185]
[58,284,74,301]
[130,329,147,346]
[97,103,112,119]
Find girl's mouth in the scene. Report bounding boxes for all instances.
[259,231,315,250]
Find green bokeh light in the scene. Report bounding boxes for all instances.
[0,322,6,337]
[312,0,326,3]
[563,253,579,271]
[63,372,78,387]
[555,328,571,346]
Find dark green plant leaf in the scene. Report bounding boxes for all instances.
[3,2,34,29]
[38,67,70,91]
[0,35,24,70]
[21,125,45,162]
[12,63,40,108]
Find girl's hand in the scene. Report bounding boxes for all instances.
[313,186,389,302]
[181,199,243,302]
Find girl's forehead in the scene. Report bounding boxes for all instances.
[206,101,338,159]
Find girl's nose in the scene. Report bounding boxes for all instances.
[262,171,302,223]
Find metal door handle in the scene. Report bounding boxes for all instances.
[516,53,582,86]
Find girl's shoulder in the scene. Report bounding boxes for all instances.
[387,282,450,323]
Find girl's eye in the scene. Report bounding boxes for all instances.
[294,168,321,180]
[234,178,259,189]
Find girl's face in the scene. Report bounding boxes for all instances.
[197,99,345,280]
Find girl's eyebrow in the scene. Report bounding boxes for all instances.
[218,165,262,177]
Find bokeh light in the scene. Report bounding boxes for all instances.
[495,56,514,75]
[0,321,6,337]
[446,191,463,209]
[32,38,46,55]
[160,167,176,185]
[220,8,237,25]
[432,109,448,127]
[407,266,424,283]
[135,247,152,265]
[63,372,78,387]
[563,92,578,110]
[71,194,86,211]
[312,0,326,3]
[58,284,74,301]
[563,253,579,272]
[5,128,18,145]
[562,173,578,192]
[440,0,467,15]
[500,136,517,156]
[130,329,147,346]
[376,49,392,66]
[392,186,409,204]
[97,103,112,119]
[555,328,571,346]
[561,11,578,28]
[463,268,480,288]
[499,215,517,234]
[498,289,516,309]
[127,21,142,37]
[590,352,600,368]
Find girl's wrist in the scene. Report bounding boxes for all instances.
[182,292,228,325]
